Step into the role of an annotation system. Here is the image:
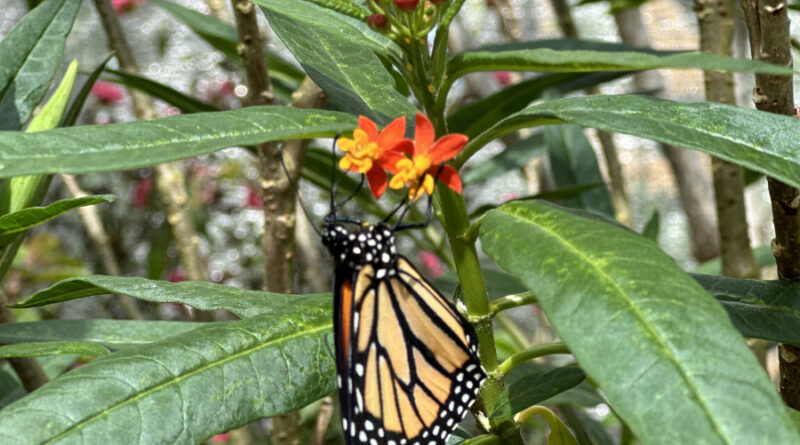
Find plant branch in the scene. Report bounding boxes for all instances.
[614,7,720,260]
[61,174,144,320]
[695,0,759,280]
[489,291,537,315]
[92,0,207,284]
[497,342,571,377]
[742,0,800,410]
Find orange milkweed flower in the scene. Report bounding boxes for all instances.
[338,116,411,198]
[388,113,467,201]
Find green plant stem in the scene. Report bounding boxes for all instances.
[497,342,570,377]
[490,291,537,315]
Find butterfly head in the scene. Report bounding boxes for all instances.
[322,221,398,271]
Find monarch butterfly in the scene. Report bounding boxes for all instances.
[315,149,487,444]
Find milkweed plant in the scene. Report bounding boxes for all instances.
[0,0,799,444]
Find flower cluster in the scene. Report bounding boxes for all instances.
[365,1,449,39]
[337,113,466,201]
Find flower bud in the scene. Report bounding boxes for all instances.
[367,13,388,28]
[395,0,419,11]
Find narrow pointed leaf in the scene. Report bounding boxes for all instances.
[148,0,304,86]
[0,194,114,237]
[13,275,330,320]
[0,341,110,358]
[463,133,546,185]
[544,124,614,219]
[480,200,799,444]
[448,72,626,139]
[459,95,800,191]
[0,107,357,178]
[103,69,218,113]
[0,0,80,130]
[61,53,115,127]
[491,367,586,420]
[0,319,207,348]
[0,309,335,444]
[257,0,416,124]
[446,39,792,84]
[693,274,800,345]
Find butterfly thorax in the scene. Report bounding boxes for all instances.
[322,222,398,273]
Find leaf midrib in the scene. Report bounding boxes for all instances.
[40,321,332,444]
[500,206,730,443]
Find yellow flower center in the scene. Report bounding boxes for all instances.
[389,155,435,201]
[338,128,380,173]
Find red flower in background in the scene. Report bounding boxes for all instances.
[395,0,420,10]
[492,71,513,86]
[367,14,388,28]
[418,251,444,278]
[132,178,153,209]
[112,0,143,14]
[91,81,124,104]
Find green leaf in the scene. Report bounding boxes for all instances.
[148,0,304,86]
[433,268,527,301]
[0,355,78,409]
[61,53,115,127]
[0,106,357,178]
[0,310,335,444]
[459,95,800,192]
[0,0,80,130]
[491,366,586,420]
[479,200,799,444]
[0,319,208,348]
[257,0,417,124]
[641,210,660,242]
[693,274,800,345]
[0,194,114,238]
[446,39,793,85]
[0,341,110,358]
[693,245,775,275]
[103,68,218,113]
[544,124,614,219]
[558,404,615,445]
[468,183,603,220]
[448,72,626,139]
[463,133,546,185]
[13,274,330,320]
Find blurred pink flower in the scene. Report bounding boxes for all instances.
[246,184,262,209]
[168,269,186,283]
[210,434,230,444]
[492,71,512,87]
[91,81,124,104]
[132,178,153,209]
[112,0,143,14]
[418,251,444,278]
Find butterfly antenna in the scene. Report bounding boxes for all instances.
[277,145,322,238]
[329,135,338,221]
[393,165,444,231]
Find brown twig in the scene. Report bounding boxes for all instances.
[548,0,634,227]
[92,0,207,284]
[61,174,144,320]
[695,0,759,279]
[614,8,720,260]
[742,0,800,409]
[230,2,326,443]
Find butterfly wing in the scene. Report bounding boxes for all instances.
[336,258,485,445]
